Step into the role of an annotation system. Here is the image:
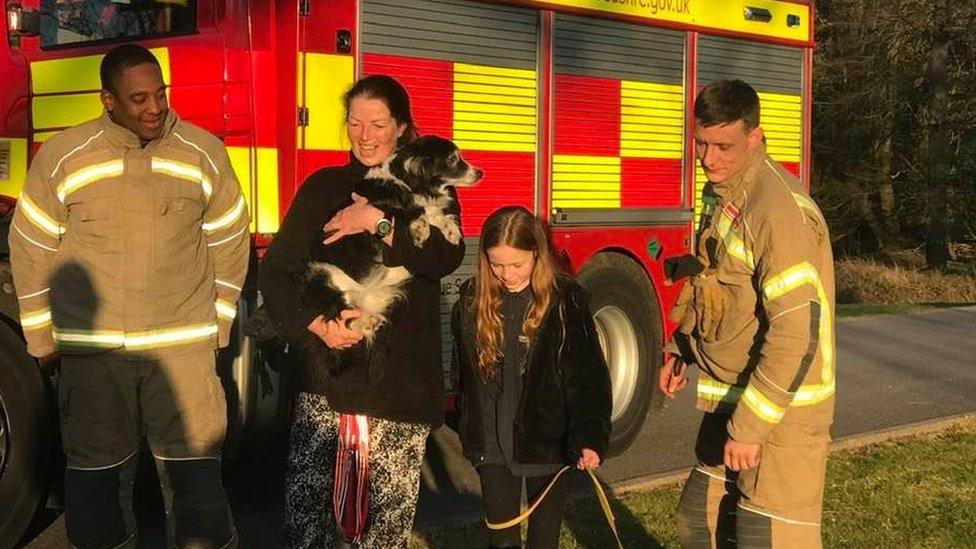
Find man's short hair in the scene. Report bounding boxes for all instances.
[694,79,760,130]
[100,44,161,94]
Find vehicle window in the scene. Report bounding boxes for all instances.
[40,0,196,49]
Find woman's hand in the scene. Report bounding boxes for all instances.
[307,309,364,349]
[576,448,601,470]
[323,192,385,245]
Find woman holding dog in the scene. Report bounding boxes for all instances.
[451,206,613,549]
[259,75,465,548]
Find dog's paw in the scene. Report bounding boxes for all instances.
[410,218,431,247]
[442,221,462,245]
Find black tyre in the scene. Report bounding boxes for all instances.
[577,252,663,456]
[0,321,54,548]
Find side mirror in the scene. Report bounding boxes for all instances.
[6,2,40,38]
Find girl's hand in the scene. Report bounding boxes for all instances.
[577,448,601,470]
[322,193,384,245]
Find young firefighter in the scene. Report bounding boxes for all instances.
[660,80,835,549]
[8,44,248,548]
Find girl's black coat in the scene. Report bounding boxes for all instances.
[451,276,612,465]
[258,155,464,425]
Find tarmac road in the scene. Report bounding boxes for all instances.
[21,306,976,548]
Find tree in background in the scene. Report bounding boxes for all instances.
[812,0,976,269]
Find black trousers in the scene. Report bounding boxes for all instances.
[477,464,569,549]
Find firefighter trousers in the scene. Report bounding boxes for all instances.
[677,413,829,549]
[58,348,237,549]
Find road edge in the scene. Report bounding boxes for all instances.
[609,410,976,496]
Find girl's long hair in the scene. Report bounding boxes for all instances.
[474,206,560,381]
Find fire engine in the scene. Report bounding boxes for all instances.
[0,0,812,542]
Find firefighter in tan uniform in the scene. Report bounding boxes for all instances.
[8,45,247,548]
[660,80,835,548]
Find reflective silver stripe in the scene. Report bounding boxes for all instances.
[13,222,58,252]
[18,287,50,300]
[50,130,104,178]
[57,159,125,203]
[173,132,219,175]
[202,196,246,233]
[208,225,247,247]
[215,279,242,292]
[66,450,137,471]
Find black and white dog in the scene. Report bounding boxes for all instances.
[302,135,482,346]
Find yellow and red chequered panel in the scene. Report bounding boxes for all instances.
[553,74,683,209]
[554,73,620,157]
[361,53,536,234]
[552,155,620,209]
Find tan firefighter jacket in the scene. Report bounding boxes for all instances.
[667,143,835,444]
[9,111,249,358]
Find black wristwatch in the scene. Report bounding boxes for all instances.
[374,217,393,238]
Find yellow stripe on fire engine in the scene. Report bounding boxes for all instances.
[453,63,537,153]
[227,146,279,234]
[620,81,683,159]
[552,155,620,209]
[541,0,810,43]
[301,53,353,151]
[0,137,28,199]
[759,92,801,163]
[30,49,171,131]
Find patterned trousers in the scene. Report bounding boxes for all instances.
[284,392,431,549]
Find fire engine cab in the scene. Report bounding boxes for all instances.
[0,0,812,542]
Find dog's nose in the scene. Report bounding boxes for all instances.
[474,168,484,180]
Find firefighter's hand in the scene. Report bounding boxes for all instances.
[577,448,601,470]
[308,310,364,350]
[323,193,384,245]
[659,354,688,398]
[724,439,761,471]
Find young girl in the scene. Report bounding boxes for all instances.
[451,206,612,549]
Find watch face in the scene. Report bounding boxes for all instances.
[376,218,393,237]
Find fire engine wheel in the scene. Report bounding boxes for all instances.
[578,252,662,456]
[0,321,54,546]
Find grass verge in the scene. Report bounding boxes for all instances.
[836,258,976,305]
[409,418,976,548]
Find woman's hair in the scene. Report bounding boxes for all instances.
[343,74,420,147]
[474,206,560,380]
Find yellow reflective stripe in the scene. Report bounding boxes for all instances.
[203,196,246,234]
[793,378,835,406]
[714,207,755,269]
[696,378,742,404]
[698,377,835,408]
[124,324,218,349]
[215,299,237,320]
[56,159,125,203]
[762,262,835,383]
[53,329,125,347]
[20,307,52,329]
[53,323,219,349]
[18,193,65,237]
[741,385,786,424]
[151,158,214,199]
